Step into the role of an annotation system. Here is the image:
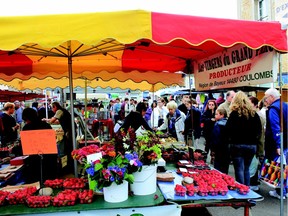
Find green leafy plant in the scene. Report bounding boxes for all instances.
[85,143,142,190]
[114,128,162,166]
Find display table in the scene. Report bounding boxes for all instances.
[0,164,25,187]
[92,119,114,139]
[0,187,169,216]
[158,171,262,216]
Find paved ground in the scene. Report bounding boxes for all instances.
[194,137,287,216]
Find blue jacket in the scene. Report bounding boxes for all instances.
[211,117,228,153]
[265,99,288,160]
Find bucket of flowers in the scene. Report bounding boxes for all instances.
[114,128,162,166]
[84,143,142,202]
[113,128,162,195]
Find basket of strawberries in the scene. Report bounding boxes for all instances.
[26,195,51,208]
[7,186,38,205]
[78,189,94,204]
[44,179,64,189]
[63,178,86,189]
[52,189,78,207]
[0,191,9,206]
[174,184,186,197]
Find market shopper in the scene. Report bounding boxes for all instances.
[157,100,186,142]
[217,90,235,117]
[210,108,229,174]
[263,88,288,199]
[120,102,153,133]
[14,100,24,128]
[144,100,157,127]
[1,102,20,146]
[215,92,225,106]
[177,95,189,115]
[249,96,266,191]
[113,98,121,124]
[22,108,58,182]
[151,98,169,129]
[226,91,262,186]
[200,99,218,160]
[43,101,76,173]
[202,93,216,113]
[183,98,201,147]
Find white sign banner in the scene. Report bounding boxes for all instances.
[275,0,288,25]
[194,44,276,91]
[24,205,181,216]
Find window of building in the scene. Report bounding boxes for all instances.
[258,0,269,21]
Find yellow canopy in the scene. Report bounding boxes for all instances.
[0,70,184,91]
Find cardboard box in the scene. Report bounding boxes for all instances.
[10,156,29,166]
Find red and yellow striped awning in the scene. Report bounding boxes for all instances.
[0,10,287,84]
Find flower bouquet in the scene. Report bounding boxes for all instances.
[85,143,142,190]
[71,144,101,164]
[114,128,162,166]
[113,128,162,195]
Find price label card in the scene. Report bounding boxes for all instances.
[20,129,57,155]
[86,152,102,163]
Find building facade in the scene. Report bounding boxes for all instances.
[238,0,288,88]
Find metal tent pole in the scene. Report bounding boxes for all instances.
[67,41,78,177]
[84,78,88,146]
[278,53,284,216]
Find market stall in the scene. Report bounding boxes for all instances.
[0,9,287,215]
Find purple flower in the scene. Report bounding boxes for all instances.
[86,166,95,176]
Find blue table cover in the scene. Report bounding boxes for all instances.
[157,171,262,201]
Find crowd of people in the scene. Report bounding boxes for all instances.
[0,87,286,200]
[114,88,287,200]
[0,99,74,182]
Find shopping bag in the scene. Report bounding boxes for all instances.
[249,155,259,178]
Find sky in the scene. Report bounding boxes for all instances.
[0,0,238,19]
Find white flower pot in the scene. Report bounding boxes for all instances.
[103,180,128,203]
[130,165,157,195]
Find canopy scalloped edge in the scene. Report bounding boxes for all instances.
[0,10,286,52]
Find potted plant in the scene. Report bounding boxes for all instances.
[84,143,142,202]
[114,128,162,166]
[113,128,162,195]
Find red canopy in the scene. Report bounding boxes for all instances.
[0,90,44,102]
[0,10,286,81]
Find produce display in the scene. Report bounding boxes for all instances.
[63,178,86,189]
[174,184,186,196]
[44,179,64,188]
[174,169,249,197]
[78,189,94,204]
[7,186,38,205]
[52,189,78,207]
[26,195,51,208]
[0,191,9,206]
[0,178,95,208]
